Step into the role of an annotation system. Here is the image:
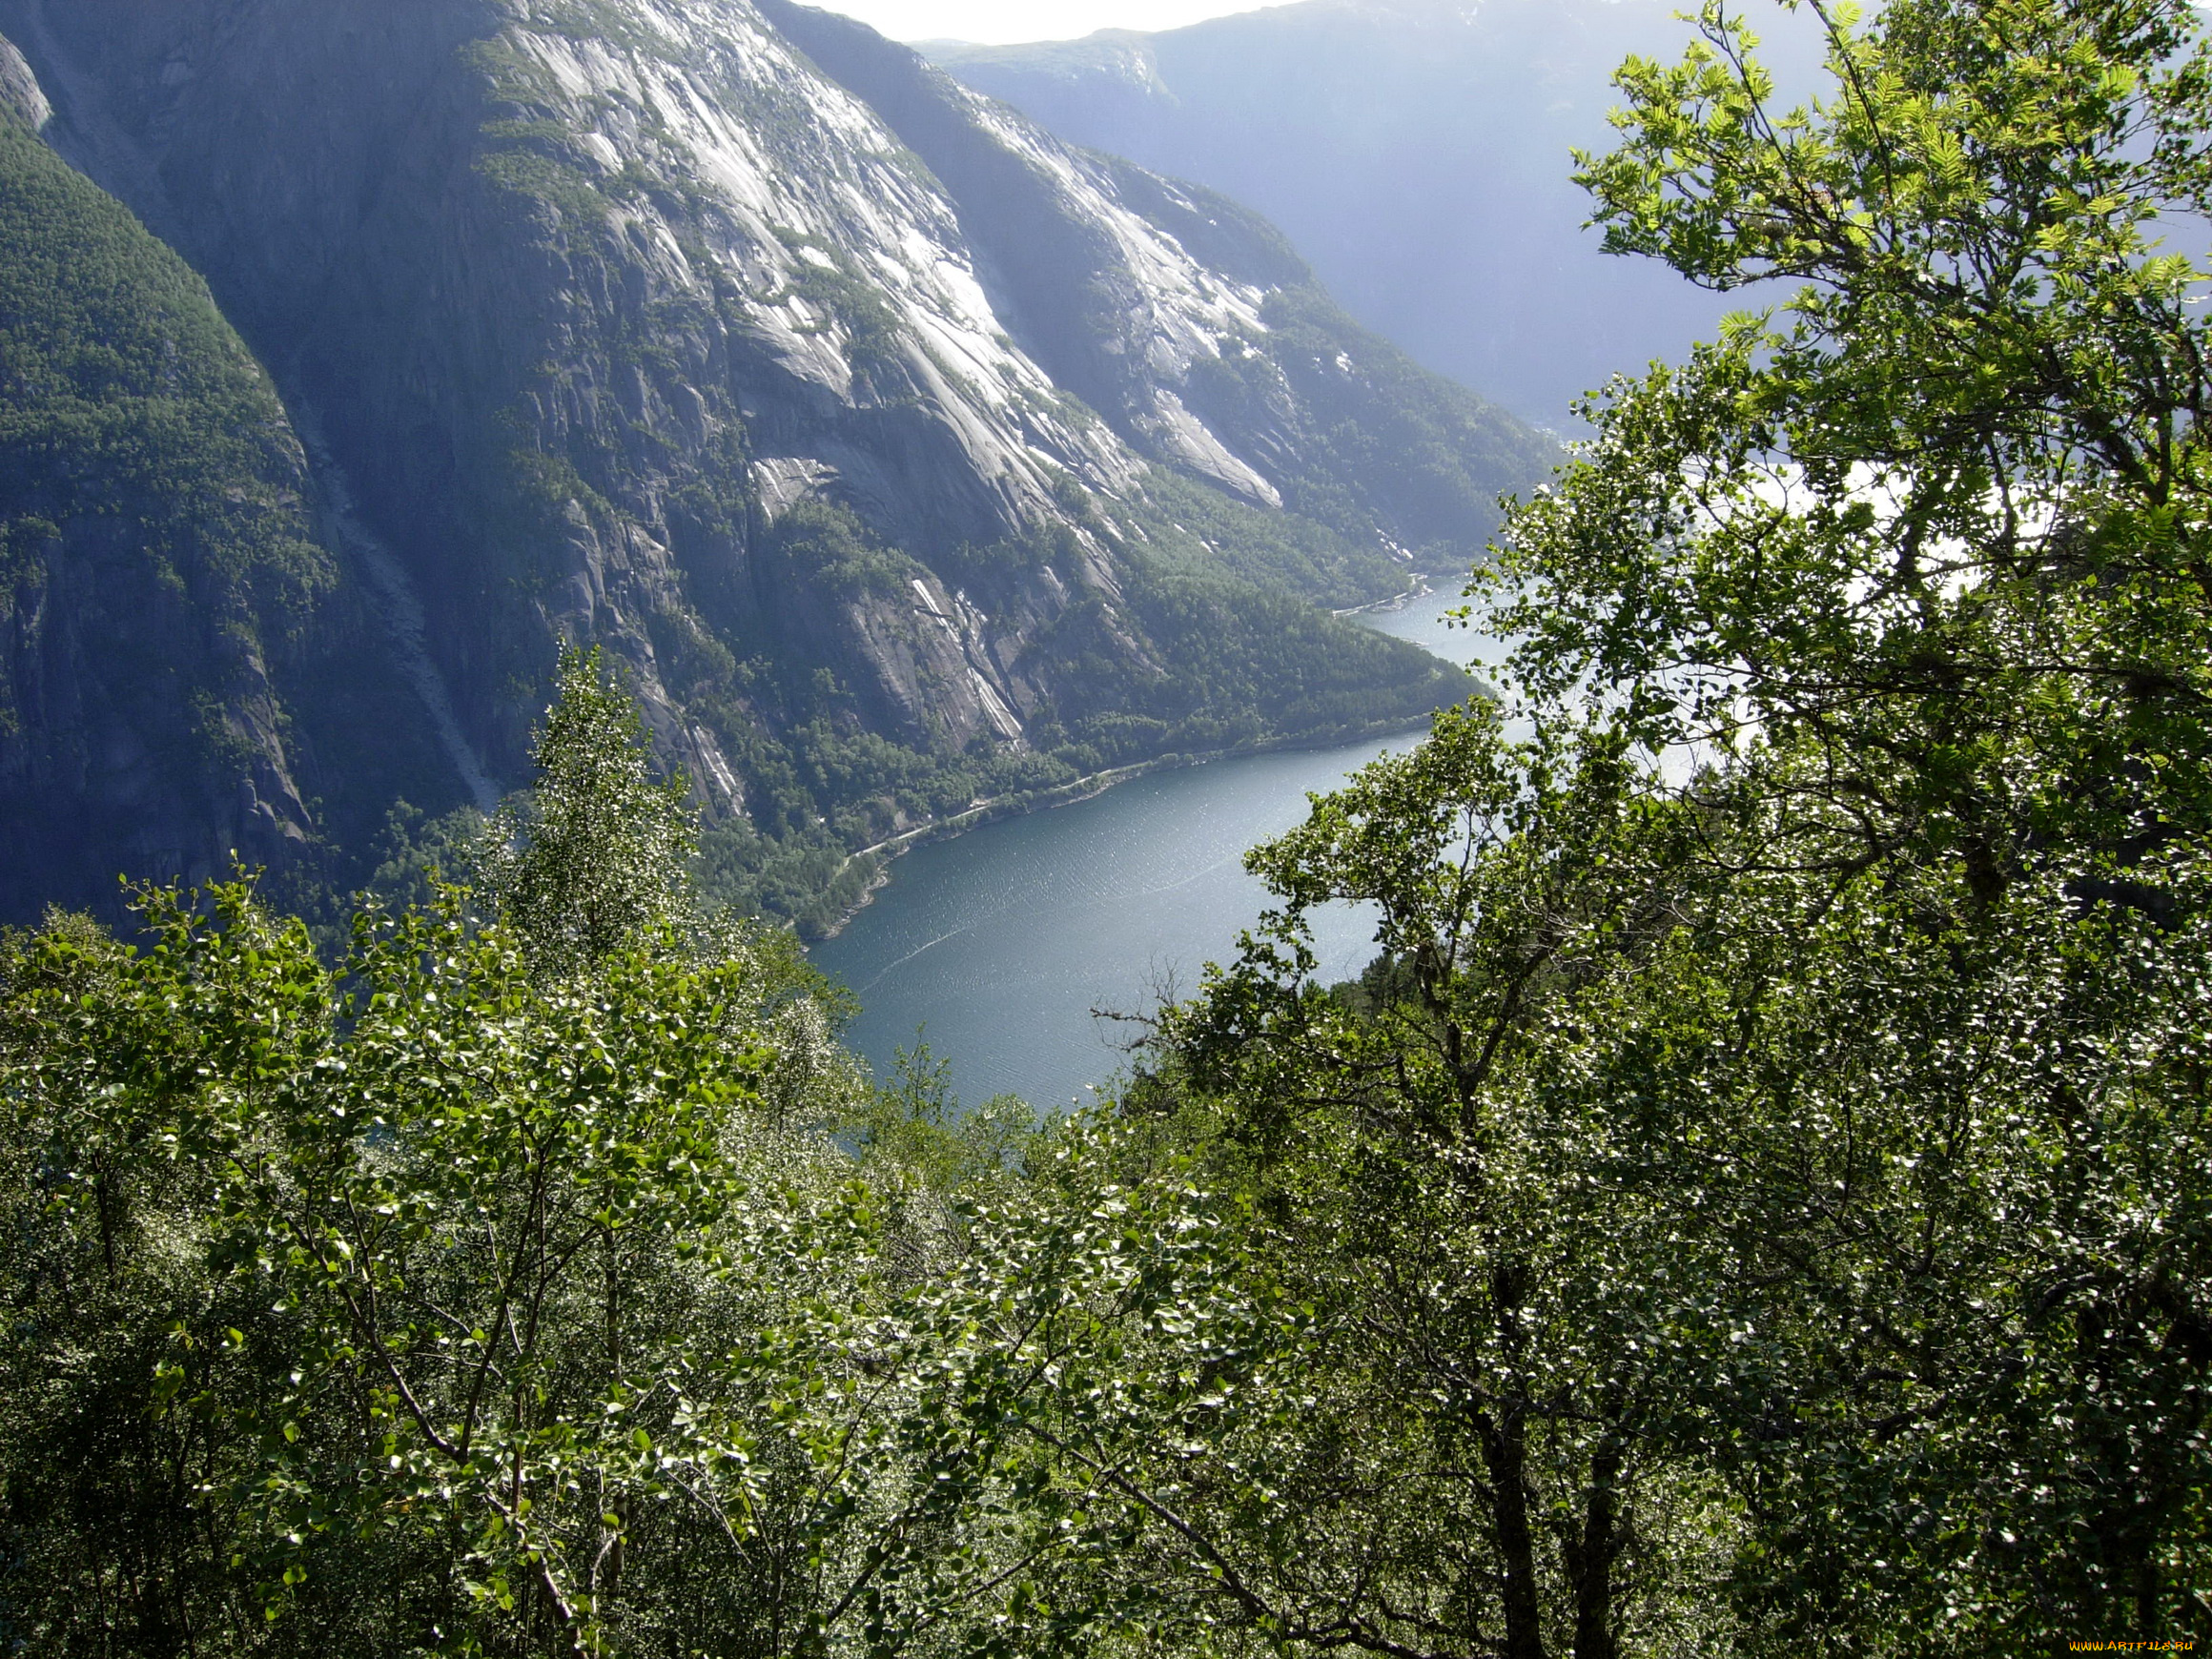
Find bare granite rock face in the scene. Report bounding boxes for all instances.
[925,0,1832,427]
[0,0,1545,922]
[0,33,46,129]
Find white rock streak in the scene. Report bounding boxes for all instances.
[502,0,1289,522]
[911,579,1024,741]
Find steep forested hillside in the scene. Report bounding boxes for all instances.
[0,78,450,918]
[0,0,1548,932]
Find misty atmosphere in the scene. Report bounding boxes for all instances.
[928,0,1832,424]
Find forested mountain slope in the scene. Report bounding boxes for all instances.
[0,52,454,919]
[930,0,1828,425]
[0,0,1548,929]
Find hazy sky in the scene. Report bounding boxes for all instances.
[820,0,1266,44]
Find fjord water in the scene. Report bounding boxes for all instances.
[812,601,1494,1109]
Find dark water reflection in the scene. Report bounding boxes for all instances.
[809,599,1499,1109]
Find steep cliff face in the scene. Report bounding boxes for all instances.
[0,33,45,128]
[761,0,1550,555]
[929,0,1827,426]
[0,72,458,918]
[0,0,1547,929]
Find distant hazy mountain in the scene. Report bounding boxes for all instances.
[928,0,1830,426]
[0,0,1548,928]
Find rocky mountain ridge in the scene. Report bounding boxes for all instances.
[929,0,1827,426]
[0,0,1550,929]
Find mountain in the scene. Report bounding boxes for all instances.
[0,0,1551,932]
[0,40,461,920]
[926,0,1830,426]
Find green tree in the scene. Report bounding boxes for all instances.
[1054,0,2212,1650]
[0,657,1048,1657]
[931,712,1740,1659]
[479,645,697,977]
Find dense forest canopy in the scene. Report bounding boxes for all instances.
[3,0,2209,1653]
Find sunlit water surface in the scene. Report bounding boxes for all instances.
[809,600,1498,1109]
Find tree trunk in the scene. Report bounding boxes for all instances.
[1572,1439,1622,1659]
[1477,1403,1547,1659]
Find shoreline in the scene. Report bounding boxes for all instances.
[1332,569,1435,618]
[808,576,1449,942]
[812,715,1437,941]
